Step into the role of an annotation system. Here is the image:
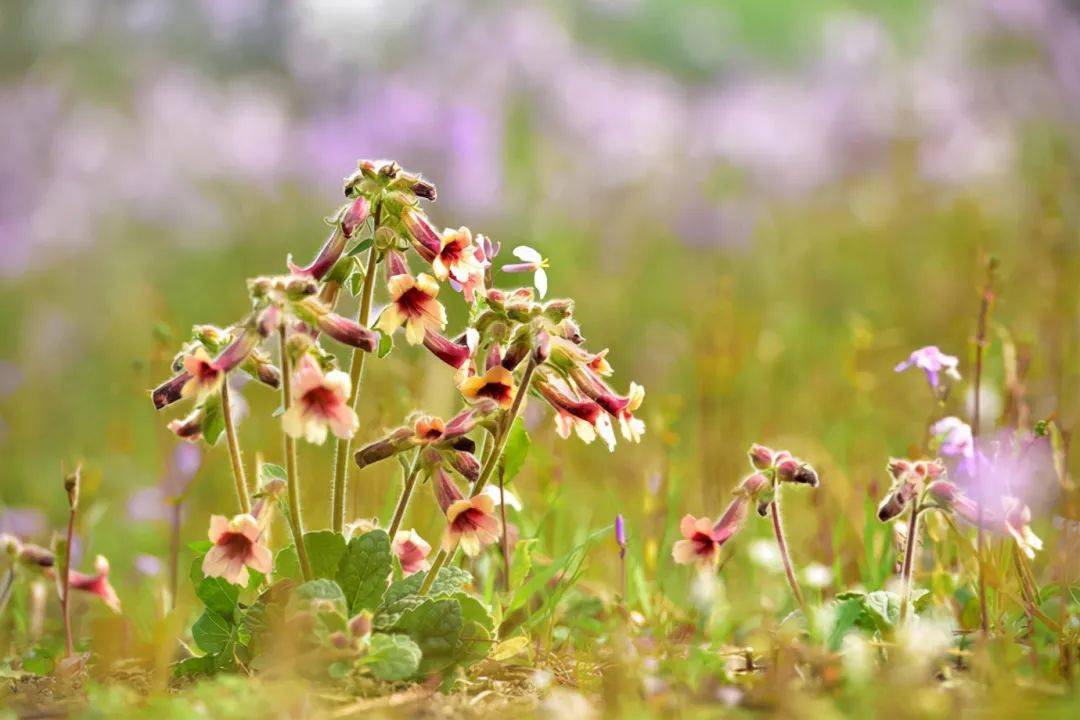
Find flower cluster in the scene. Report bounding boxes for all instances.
[673,444,818,571]
[149,158,645,591]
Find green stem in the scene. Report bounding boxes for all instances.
[419,356,539,595]
[331,203,382,533]
[386,449,422,540]
[61,506,75,658]
[769,485,807,616]
[280,329,313,581]
[221,380,251,514]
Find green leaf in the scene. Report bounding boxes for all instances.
[862,591,901,630]
[192,610,233,654]
[336,530,393,614]
[293,579,348,618]
[345,237,374,259]
[173,654,216,678]
[449,592,495,667]
[200,393,225,446]
[501,419,530,482]
[376,330,393,358]
[363,633,422,681]
[196,576,239,617]
[827,598,867,651]
[389,598,463,675]
[383,566,472,609]
[275,530,347,581]
[260,463,287,484]
[510,538,537,588]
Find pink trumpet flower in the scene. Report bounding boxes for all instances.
[927,481,1043,558]
[201,513,272,587]
[434,468,500,556]
[68,555,122,612]
[281,355,358,444]
[392,530,431,575]
[433,227,484,284]
[375,273,447,345]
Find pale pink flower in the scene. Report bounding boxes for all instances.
[180,347,223,401]
[671,514,729,568]
[434,469,500,556]
[433,227,484,284]
[375,273,447,345]
[392,530,431,575]
[895,346,961,389]
[201,513,272,587]
[281,355,358,444]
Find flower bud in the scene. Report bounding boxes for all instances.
[64,466,81,509]
[423,330,472,370]
[433,467,466,514]
[775,457,800,483]
[445,450,480,482]
[792,464,819,487]
[329,632,349,649]
[411,179,437,202]
[401,208,440,263]
[317,313,378,352]
[256,305,282,338]
[374,225,399,252]
[289,229,349,281]
[385,249,410,279]
[152,371,192,410]
[615,514,627,551]
[737,472,769,496]
[748,444,774,470]
[341,196,370,238]
[349,612,373,639]
[887,458,911,480]
[353,427,414,469]
[555,318,584,344]
[501,328,535,371]
[254,360,281,389]
[532,331,551,364]
[542,298,575,323]
[926,480,958,508]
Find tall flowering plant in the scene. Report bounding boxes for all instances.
[150,160,644,679]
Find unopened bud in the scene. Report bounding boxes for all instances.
[411,179,437,202]
[532,331,551,364]
[349,612,372,639]
[64,466,81,509]
[748,444,774,470]
[542,298,575,323]
[329,632,349,649]
[775,458,800,483]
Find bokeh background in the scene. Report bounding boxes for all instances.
[1,0,1077,624]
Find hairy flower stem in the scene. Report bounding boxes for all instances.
[419,356,539,595]
[61,504,76,657]
[899,504,922,624]
[331,203,382,533]
[972,256,995,636]
[221,381,251,514]
[769,487,807,616]
[280,329,313,582]
[386,450,422,540]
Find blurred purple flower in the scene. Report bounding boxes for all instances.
[134,554,163,577]
[895,346,961,389]
[931,416,976,475]
[0,507,47,540]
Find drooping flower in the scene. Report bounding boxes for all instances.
[401,207,441,263]
[287,196,369,280]
[618,382,646,442]
[281,355,358,444]
[392,530,431,575]
[69,555,122,612]
[432,227,484,284]
[201,513,272,587]
[671,515,728,568]
[375,273,447,345]
[877,459,945,521]
[536,375,616,450]
[69,557,123,613]
[927,480,1042,558]
[459,366,516,410]
[894,346,961,389]
[501,245,549,298]
[433,469,500,556]
[316,312,378,351]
